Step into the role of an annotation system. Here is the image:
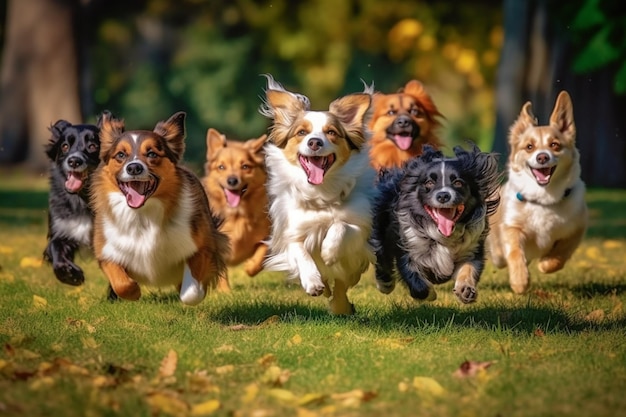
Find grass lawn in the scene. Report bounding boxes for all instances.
[0,174,625,417]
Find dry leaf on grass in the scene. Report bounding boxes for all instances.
[452,360,494,378]
[260,365,291,386]
[330,389,377,407]
[159,349,178,378]
[146,391,189,417]
[20,257,42,268]
[412,377,445,396]
[190,399,220,416]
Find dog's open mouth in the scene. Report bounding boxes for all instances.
[299,154,335,185]
[119,175,158,209]
[425,204,465,237]
[224,185,247,208]
[65,170,88,193]
[388,133,415,151]
[531,166,556,186]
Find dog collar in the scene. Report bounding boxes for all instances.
[516,187,572,204]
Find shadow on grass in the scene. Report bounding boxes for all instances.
[0,189,48,227]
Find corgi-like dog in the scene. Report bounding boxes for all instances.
[91,111,229,304]
[259,75,377,315]
[487,91,588,294]
[202,128,270,279]
[367,80,443,171]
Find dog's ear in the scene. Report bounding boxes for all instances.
[246,134,267,156]
[509,101,537,143]
[329,93,372,149]
[403,80,443,122]
[154,111,186,162]
[549,91,576,141]
[420,145,443,163]
[45,120,72,160]
[206,128,226,161]
[98,111,125,162]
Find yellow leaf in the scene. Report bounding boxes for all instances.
[297,407,321,417]
[297,392,326,406]
[585,309,605,323]
[33,295,47,309]
[398,381,409,392]
[260,315,280,326]
[242,383,259,403]
[290,334,302,345]
[0,245,14,254]
[146,392,189,417]
[330,389,377,407]
[215,365,234,375]
[159,349,178,378]
[0,272,14,282]
[190,399,220,416]
[585,247,607,262]
[375,337,413,349]
[81,337,99,349]
[602,240,623,249]
[267,388,297,404]
[260,365,291,386]
[29,376,55,390]
[20,256,43,268]
[412,376,445,397]
[257,353,277,367]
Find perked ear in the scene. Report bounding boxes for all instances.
[49,120,71,140]
[206,128,226,161]
[154,111,186,162]
[550,90,576,140]
[98,111,125,162]
[509,101,537,143]
[259,74,310,130]
[246,134,268,155]
[328,93,372,149]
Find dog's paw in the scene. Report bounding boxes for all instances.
[244,258,264,277]
[376,279,396,294]
[453,284,477,304]
[54,263,85,286]
[538,257,565,274]
[111,280,141,301]
[301,274,325,296]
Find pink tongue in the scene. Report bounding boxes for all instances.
[532,168,552,184]
[224,189,241,207]
[432,208,456,237]
[125,187,146,209]
[394,135,413,151]
[65,172,83,193]
[302,158,326,185]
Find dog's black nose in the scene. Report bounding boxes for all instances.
[227,176,239,187]
[394,115,412,128]
[126,162,144,176]
[436,191,451,204]
[307,138,323,151]
[67,156,84,169]
[536,152,550,165]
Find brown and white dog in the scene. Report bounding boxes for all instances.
[202,128,270,281]
[259,75,377,315]
[367,80,443,171]
[487,91,588,294]
[91,111,229,304]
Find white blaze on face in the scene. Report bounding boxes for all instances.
[179,265,205,305]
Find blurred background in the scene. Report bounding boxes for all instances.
[0,0,624,187]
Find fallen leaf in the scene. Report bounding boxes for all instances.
[242,383,260,403]
[146,392,189,417]
[330,389,377,407]
[190,399,220,416]
[260,365,291,386]
[226,324,256,331]
[297,392,326,406]
[257,353,277,367]
[375,337,414,349]
[585,309,605,323]
[159,349,178,378]
[602,240,622,249]
[452,360,494,378]
[81,337,99,349]
[290,334,302,345]
[267,388,297,404]
[20,257,42,268]
[32,295,47,309]
[260,315,281,326]
[187,370,219,394]
[412,377,445,396]
[0,246,14,254]
[215,365,234,375]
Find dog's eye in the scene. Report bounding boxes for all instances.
[410,108,421,117]
[452,179,464,188]
[218,164,225,170]
[526,143,534,151]
[242,164,251,170]
[550,141,561,151]
[424,179,435,191]
[297,130,307,136]
[115,151,126,162]
[61,143,70,153]
[326,129,337,137]
[387,109,397,116]
[147,151,158,159]
[88,143,99,152]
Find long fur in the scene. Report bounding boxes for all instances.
[43,119,101,286]
[201,128,271,281]
[370,144,500,303]
[260,74,377,315]
[91,111,229,305]
[368,80,443,171]
[487,91,588,294]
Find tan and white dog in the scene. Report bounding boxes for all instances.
[259,75,377,315]
[487,91,588,294]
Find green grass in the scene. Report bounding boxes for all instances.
[0,174,625,417]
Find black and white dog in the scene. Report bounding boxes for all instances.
[370,144,500,304]
[43,119,101,285]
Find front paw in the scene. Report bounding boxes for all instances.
[375,270,396,294]
[301,272,325,296]
[453,284,477,304]
[321,223,345,266]
[110,280,141,301]
[53,263,85,286]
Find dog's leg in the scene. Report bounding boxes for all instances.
[538,225,586,274]
[321,222,345,266]
[44,238,84,286]
[185,249,225,301]
[502,226,530,294]
[99,260,141,300]
[398,254,436,301]
[374,251,396,294]
[244,242,268,277]
[328,277,355,315]
[452,262,480,304]
[289,242,324,296]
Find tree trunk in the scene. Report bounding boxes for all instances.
[0,0,82,173]
[494,0,626,188]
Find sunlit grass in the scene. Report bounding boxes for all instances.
[0,183,624,417]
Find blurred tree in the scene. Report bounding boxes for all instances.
[494,0,626,187]
[0,0,82,173]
